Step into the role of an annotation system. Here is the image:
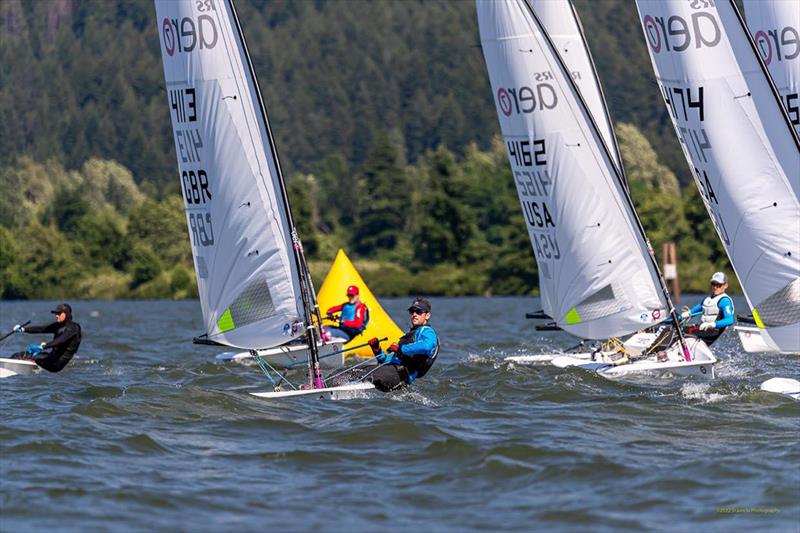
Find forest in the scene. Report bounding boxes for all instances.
[0,0,735,300]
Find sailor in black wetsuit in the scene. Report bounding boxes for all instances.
[11,303,82,373]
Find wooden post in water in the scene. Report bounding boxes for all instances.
[662,241,680,305]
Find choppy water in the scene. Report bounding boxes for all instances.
[1,297,798,531]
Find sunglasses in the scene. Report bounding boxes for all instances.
[710,282,723,287]
[408,309,426,316]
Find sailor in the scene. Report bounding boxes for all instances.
[325,285,369,342]
[11,303,82,373]
[679,272,735,345]
[371,297,439,392]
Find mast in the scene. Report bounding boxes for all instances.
[729,0,800,149]
[522,0,693,359]
[228,0,324,387]
[567,1,625,182]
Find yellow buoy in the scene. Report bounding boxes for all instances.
[317,250,404,359]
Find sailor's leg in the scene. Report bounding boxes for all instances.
[325,327,352,342]
[369,364,407,392]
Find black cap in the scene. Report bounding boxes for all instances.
[51,303,72,315]
[407,299,431,313]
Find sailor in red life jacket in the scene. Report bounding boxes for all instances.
[325,285,370,342]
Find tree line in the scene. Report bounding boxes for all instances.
[0,124,735,300]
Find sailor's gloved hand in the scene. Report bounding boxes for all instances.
[368,337,382,356]
[13,324,23,333]
[680,310,691,321]
[698,322,714,331]
[326,313,335,321]
[387,343,400,354]
[375,351,389,364]
[26,343,43,356]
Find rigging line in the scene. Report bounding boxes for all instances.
[358,362,391,383]
[325,357,377,384]
[252,351,298,390]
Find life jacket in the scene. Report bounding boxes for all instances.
[340,302,369,333]
[701,293,731,325]
[398,324,439,381]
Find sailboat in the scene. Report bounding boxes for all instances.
[154,0,373,398]
[735,0,800,354]
[636,0,800,360]
[477,0,716,379]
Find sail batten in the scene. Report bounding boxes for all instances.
[478,0,669,340]
[637,0,800,352]
[155,0,306,350]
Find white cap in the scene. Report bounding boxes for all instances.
[710,272,727,284]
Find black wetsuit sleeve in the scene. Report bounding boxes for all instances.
[43,323,79,349]
[24,322,59,334]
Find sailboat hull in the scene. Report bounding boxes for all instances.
[0,358,40,379]
[505,331,658,364]
[760,378,800,401]
[550,337,716,380]
[250,381,375,400]
[215,340,346,369]
[734,326,782,354]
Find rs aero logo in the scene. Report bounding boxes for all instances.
[496,81,557,117]
[753,25,800,66]
[642,10,721,54]
[162,14,218,57]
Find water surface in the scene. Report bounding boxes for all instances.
[1,297,797,531]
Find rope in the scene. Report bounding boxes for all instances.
[325,357,377,383]
[251,351,298,391]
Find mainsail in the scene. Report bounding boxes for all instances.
[529,0,622,174]
[154,0,307,350]
[744,0,800,139]
[477,0,670,340]
[636,0,800,352]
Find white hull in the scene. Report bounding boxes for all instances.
[734,326,782,353]
[0,358,40,378]
[506,331,659,365]
[760,378,800,401]
[215,340,345,369]
[551,337,716,380]
[251,382,375,400]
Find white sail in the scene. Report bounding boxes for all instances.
[529,0,622,174]
[154,0,305,349]
[744,0,800,138]
[636,0,800,352]
[477,0,669,340]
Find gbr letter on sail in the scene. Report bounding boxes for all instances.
[155,0,306,349]
[477,0,670,340]
[636,0,800,351]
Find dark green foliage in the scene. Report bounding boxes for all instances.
[128,242,162,289]
[352,132,410,256]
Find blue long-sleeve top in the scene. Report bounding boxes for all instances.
[382,325,439,382]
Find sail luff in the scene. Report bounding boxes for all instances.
[733,0,800,151]
[566,1,625,179]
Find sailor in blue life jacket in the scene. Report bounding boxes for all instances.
[676,272,735,345]
[371,297,439,392]
[325,285,369,342]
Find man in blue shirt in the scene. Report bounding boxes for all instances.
[679,271,735,345]
[371,297,439,392]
